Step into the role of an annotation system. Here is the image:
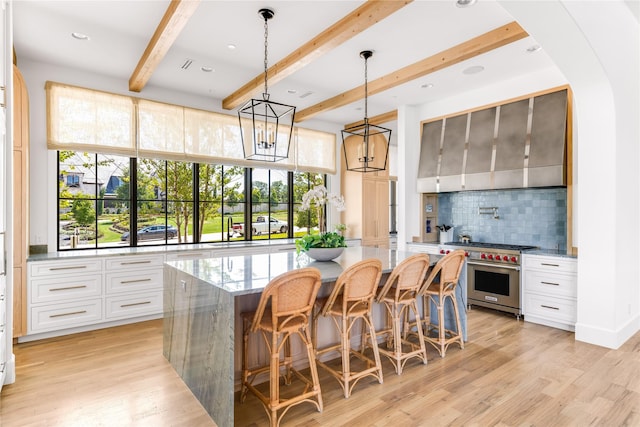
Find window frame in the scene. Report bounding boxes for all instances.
[57,151,323,251]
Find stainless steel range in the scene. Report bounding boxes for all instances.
[438,242,537,317]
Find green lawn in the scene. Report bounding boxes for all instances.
[95,212,295,244]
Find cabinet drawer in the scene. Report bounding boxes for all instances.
[30,259,103,277]
[105,269,163,294]
[30,299,103,333]
[165,251,211,261]
[104,255,164,271]
[525,293,576,324]
[524,270,576,298]
[105,291,162,320]
[523,255,577,274]
[31,275,103,304]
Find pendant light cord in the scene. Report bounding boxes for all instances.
[364,54,368,121]
[263,14,269,97]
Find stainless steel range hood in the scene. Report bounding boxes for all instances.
[417,89,568,193]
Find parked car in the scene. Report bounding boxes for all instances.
[232,216,288,236]
[121,225,178,241]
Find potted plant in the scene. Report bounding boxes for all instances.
[296,186,347,261]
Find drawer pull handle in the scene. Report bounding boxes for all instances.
[120,301,151,308]
[540,305,559,310]
[120,278,152,284]
[541,263,560,267]
[50,310,87,318]
[49,266,87,271]
[120,260,152,265]
[540,281,560,286]
[49,285,88,292]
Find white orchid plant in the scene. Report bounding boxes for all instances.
[296,185,347,253]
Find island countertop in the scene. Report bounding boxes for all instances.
[165,246,426,297]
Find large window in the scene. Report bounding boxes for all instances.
[58,151,323,250]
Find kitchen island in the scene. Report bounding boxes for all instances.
[163,246,466,426]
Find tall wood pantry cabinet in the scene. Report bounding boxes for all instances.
[341,162,390,248]
[12,64,28,338]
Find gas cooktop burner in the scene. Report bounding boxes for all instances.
[442,242,537,251]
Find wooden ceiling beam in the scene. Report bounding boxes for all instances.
[296,21,529,123]
[345,110,397,129]
[129,0,201,92]
[222,0,413,110]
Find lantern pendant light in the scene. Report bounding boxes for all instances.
[341,50,391,173]
[238,8,296,162]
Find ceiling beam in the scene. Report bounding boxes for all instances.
[345,110,397,129]
[222,0,413,111]
[129,0,201,92]
[296,21,529,123]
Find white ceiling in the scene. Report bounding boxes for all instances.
[12,0,561,130]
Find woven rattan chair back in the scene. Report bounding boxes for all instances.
[378,253,431,302]
[421,249,466,296]
[251,267,322,333]
[322,258,383,317]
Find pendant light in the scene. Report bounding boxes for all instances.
[341,50,391,173]
[238,8,295,162]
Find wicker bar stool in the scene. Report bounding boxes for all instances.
[312,259,384,398]
[240,267,323,427]
[419,249,466,357]
[374,254,430,375]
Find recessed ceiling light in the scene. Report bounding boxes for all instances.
[462,65,484,75]
[227,44,236,50]
[287,89,297,94]
[201,66,214,72]
[527,44,542,53]
[455,0,477,8]
[71,32,90,41]
[421,83,434,89]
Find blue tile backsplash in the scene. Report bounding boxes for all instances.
[437,188,567,251]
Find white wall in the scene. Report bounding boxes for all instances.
[17,59,343,249]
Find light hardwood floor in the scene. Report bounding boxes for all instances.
[1,308,638,426]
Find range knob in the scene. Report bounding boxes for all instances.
[510,256,517,263]
[502,255,509,261]
[464,252,469,257]
[446,250,451,254]
[440,249,445,254]
[487,254,494,260]
[481,253,486,259]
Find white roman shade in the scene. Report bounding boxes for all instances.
[46,81,336,174]
[46,82,135,156]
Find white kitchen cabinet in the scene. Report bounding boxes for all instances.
[522,254,577,332]
[406,243,441,255]
[25,254,165,341]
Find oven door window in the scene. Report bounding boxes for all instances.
[474,270,510,296]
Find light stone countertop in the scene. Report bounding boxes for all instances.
[164,246,425,297]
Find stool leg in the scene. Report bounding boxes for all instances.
[449,294,465,349]
[269,331,280,425]
[437,296,446,357]
[341,314,351,398]
[303,324,324,412]
[366,311,384,384]
[392,303,403,375]
[284,332,292,386]
[410,300,428,365]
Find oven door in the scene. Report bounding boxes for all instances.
[467,261,521,316]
